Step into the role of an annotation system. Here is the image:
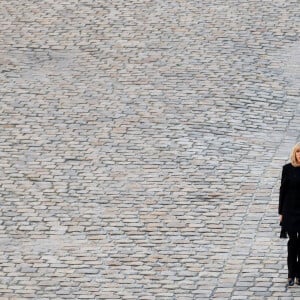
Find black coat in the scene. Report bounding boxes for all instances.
[279,163,300,232]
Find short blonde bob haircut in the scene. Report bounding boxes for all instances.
[290,142,300,167]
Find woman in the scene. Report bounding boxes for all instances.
[279,142,300,286]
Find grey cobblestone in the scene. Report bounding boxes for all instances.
[0,0,300,299]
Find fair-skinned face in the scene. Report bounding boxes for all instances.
[296,149,300,163]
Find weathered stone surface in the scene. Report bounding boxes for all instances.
[0,0,299,299]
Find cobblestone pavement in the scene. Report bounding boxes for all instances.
[0,1,300,299]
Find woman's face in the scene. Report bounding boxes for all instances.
[296,148,300,163]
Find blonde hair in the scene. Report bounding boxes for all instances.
[290,142,300,167]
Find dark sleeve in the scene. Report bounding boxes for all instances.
[279,165,288,214]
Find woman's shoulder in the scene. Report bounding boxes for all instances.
[283,163,292,170]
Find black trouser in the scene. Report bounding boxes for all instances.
[287,231,300,278]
